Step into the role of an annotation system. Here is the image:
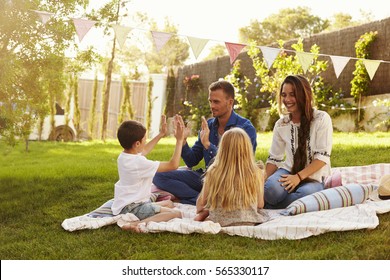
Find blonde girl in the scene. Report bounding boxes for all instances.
[195,127,265,226]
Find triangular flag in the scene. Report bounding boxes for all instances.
[32,10,54,25]
[259,46,280,69]
[187,36,209,59]
[362,59,382,80]
[72,18,97,42]
[330,55,350,78]
[112,24,132,48]
[225,42,246,64]
[296,51,315,73]
[151,31,173,52]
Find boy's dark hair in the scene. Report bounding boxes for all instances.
[117,120,146,150]
[208,80,235,99]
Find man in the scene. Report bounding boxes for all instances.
[153,80,257,205]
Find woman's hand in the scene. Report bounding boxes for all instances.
[279,174,301,193]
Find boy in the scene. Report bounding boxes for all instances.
[112,115,185,232]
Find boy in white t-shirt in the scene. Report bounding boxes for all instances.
[112,115,185,232]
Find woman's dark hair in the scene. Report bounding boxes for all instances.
[279,75,314,175]
[117,120,146,150]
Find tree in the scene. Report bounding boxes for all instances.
[0,0,87,150]
[326,12,374,31]
[89,0,126,141]
[146,18,190,73]
[202,44,227,61]
[239,7,329,45]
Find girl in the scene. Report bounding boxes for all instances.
[195,127,265,226]
[264,74,333,209]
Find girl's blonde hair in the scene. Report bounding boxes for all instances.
[202,127,263,211]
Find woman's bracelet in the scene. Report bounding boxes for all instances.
[297,172,303,182]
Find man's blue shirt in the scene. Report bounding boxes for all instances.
[181,111,257,168]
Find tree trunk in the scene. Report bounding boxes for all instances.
[101,40,116,141]
[101,0,120,141]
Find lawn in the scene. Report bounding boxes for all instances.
[0,132,389,260]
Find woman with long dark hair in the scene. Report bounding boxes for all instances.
[264,75,333,209]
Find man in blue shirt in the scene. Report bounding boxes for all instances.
[153,80,257,205]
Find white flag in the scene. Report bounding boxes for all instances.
[260,46,280,69]
[363,59,382,80]
[296,52,315,74]
[330,55,350,78]
[112,24,132,48]
[187,36,209,59]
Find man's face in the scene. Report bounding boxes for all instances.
[208,89,233,118]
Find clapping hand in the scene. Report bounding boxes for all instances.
[200,116,210,150]
[173,114,185,142]
[159,115,168,137]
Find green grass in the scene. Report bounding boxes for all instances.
[0,132,389,260]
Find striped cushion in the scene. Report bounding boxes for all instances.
[281,184,375,216]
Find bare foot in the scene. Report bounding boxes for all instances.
[122,222,143,233]
[194,209,209,221]
[156,200,174,208]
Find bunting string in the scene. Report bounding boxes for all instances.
[32,9,390,81]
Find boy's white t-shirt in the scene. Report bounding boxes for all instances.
[111,152,160,215]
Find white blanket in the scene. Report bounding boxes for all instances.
[61,199,390,240]
[61,163,390,240]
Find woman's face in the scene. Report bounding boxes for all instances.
[281,83,300,115]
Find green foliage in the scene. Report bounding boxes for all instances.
[146,19,190,73]
[0,1,101,149]
[88,72,99,139]
[229,39,344,131]
[225,60,258,127]
[368,98,390,131]
[118,76,134,125]
[181,75,210,132]
[164,68,176,117]
[202,44,228,61]
[239,7,329,45]
[350,31,378,130]
[0,132,389,259]
[146,77,155,133]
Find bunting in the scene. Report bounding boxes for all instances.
[112,24,132,49]
[31,9,390,81]
[330,55,351,78]
[296,52,315,73]
[187,36,209,59]
[225,42,246,64]
[362,59,382,80]
[72,18,97,42]
[32,10,54,25]
[259,46,280,69]
[151,31,173,52]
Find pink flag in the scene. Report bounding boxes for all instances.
[72,18,97,42]
[32,10,54,25]
[225,42,246,64]
[151,31,173,52]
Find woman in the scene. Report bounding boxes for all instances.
[264,75,333,209]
